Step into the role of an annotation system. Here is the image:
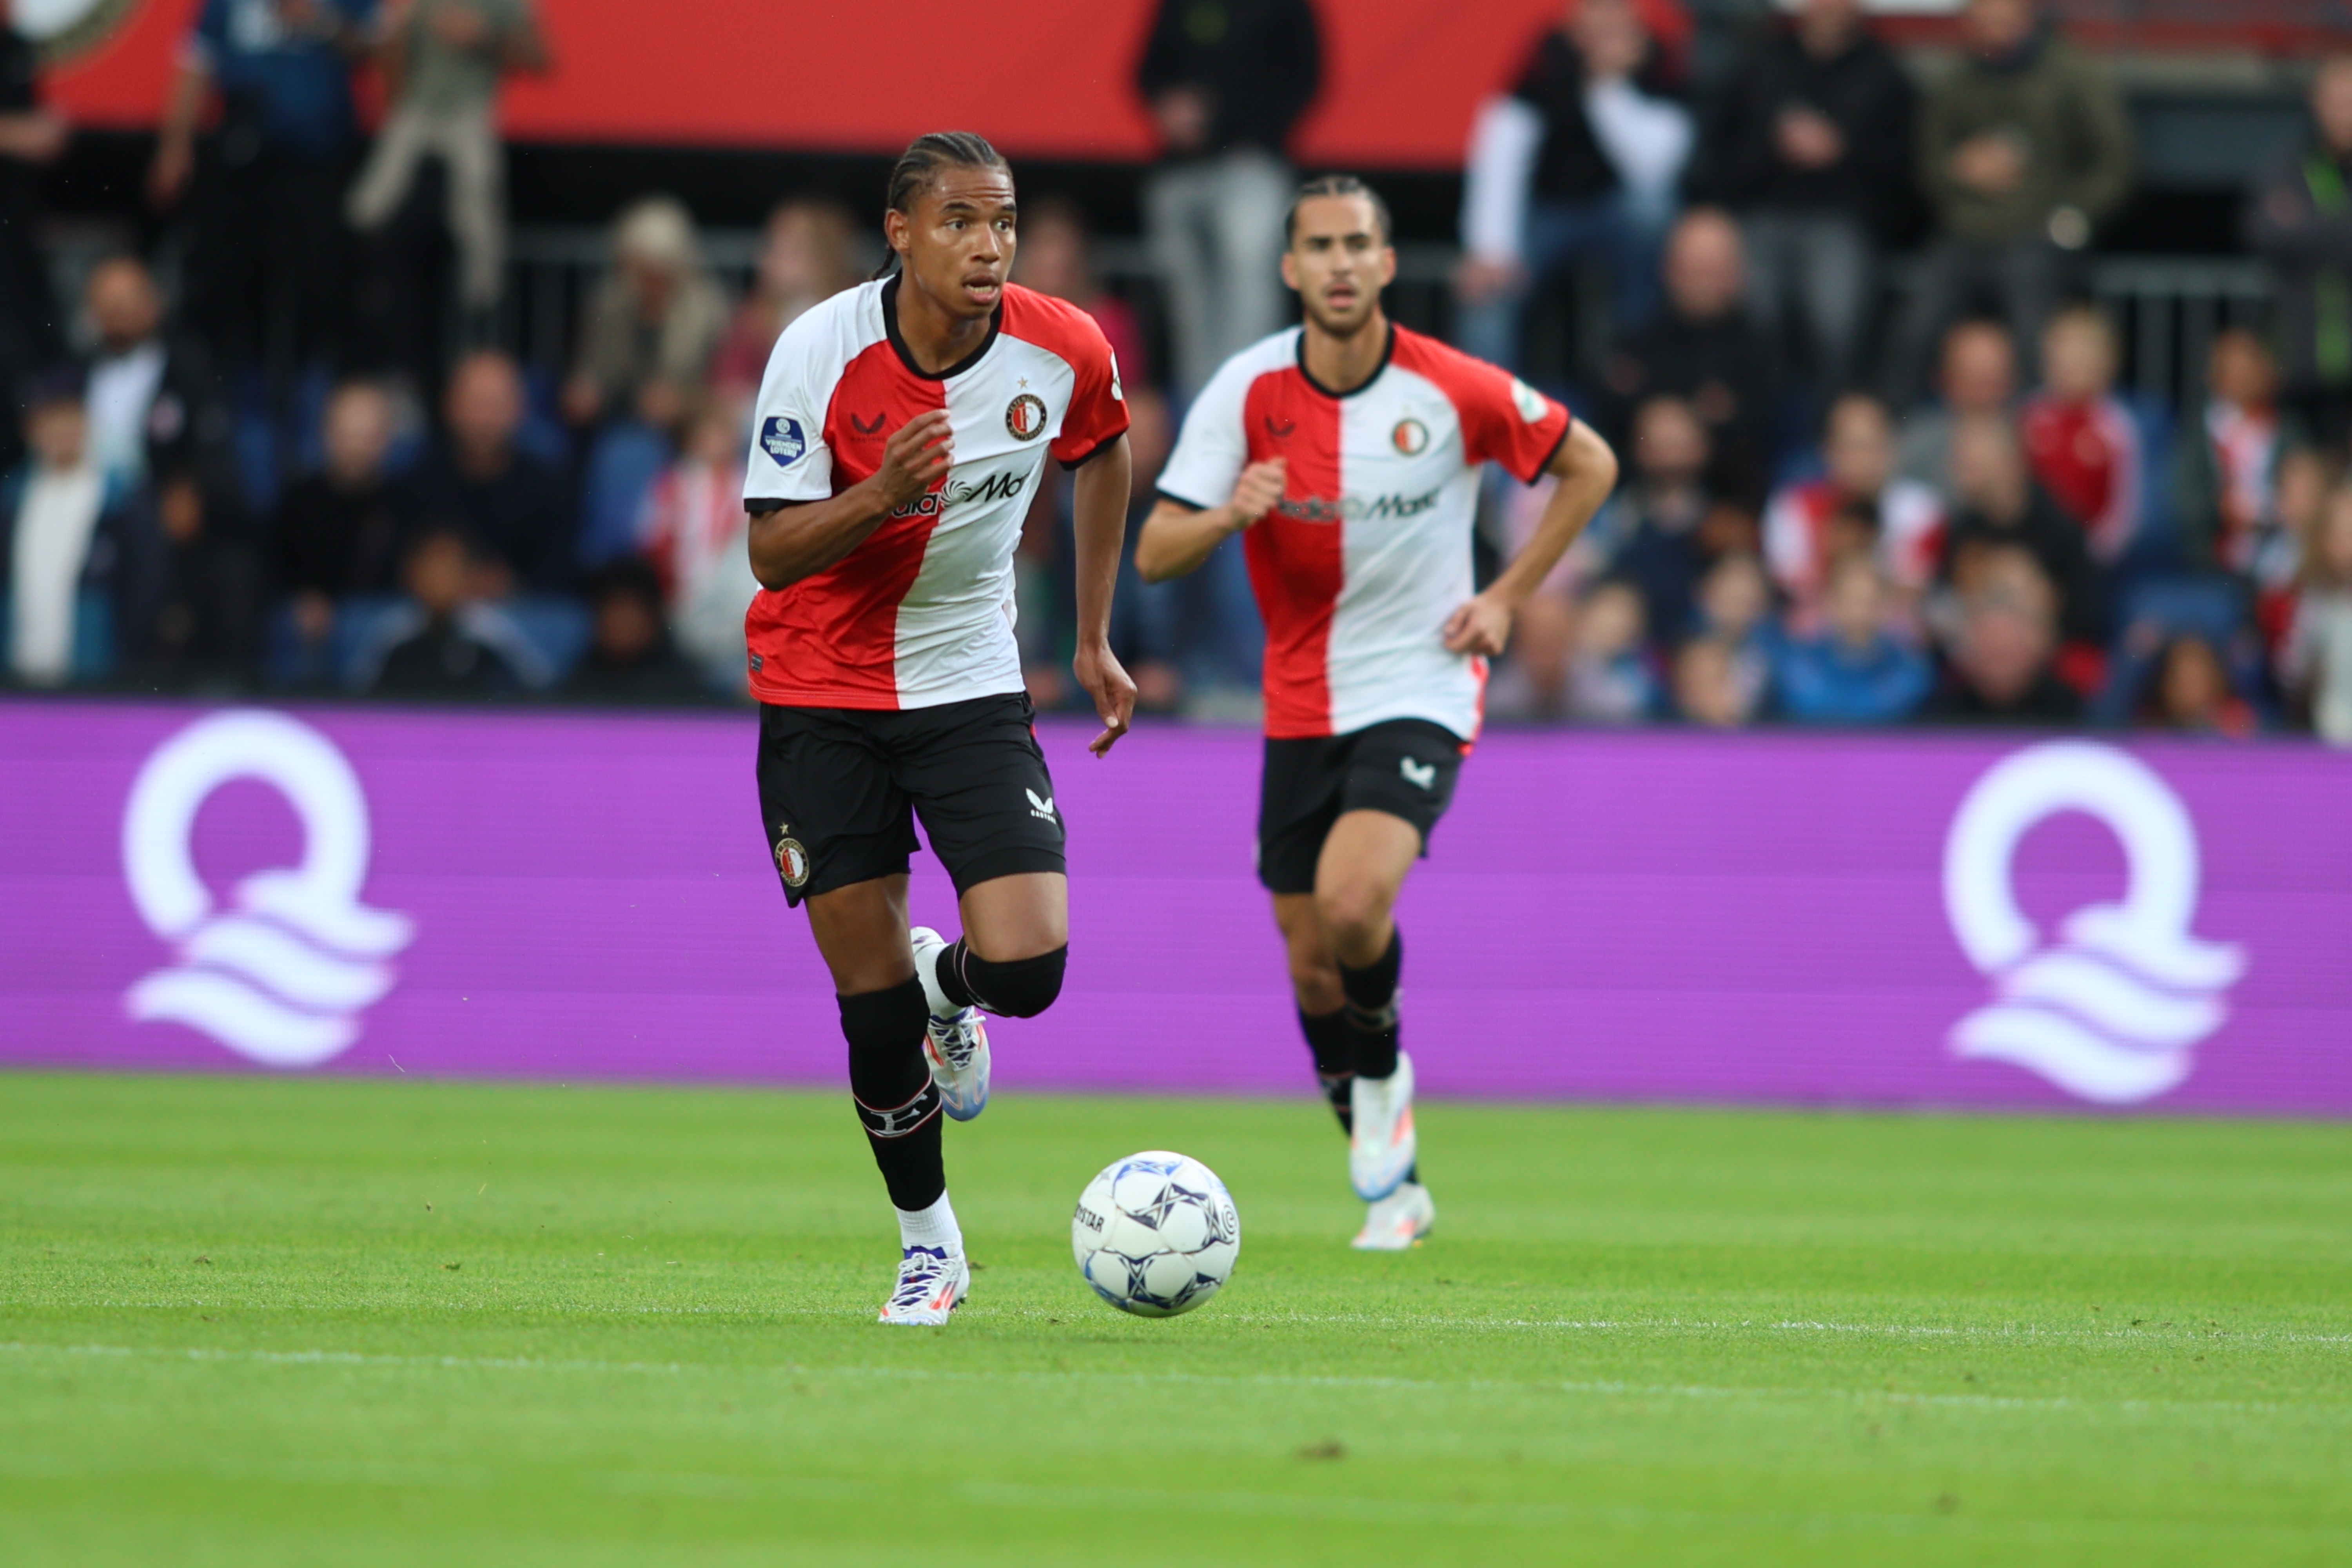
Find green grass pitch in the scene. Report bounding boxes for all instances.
[2,1071,2347,1566]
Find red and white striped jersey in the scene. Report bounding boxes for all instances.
[1158,323,1572,740]
[1763,475,1946,601]
[740,277,1127,709]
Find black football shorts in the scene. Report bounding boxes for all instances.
[754,692,1066,906]
[1256,719,1467,895]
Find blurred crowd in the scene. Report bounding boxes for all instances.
[1,0,2348,743]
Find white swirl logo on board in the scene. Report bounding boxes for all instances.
[1942,740,2244,1104]
[122,711,413,1067]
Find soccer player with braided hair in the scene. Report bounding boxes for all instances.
[743,131,1136,1324]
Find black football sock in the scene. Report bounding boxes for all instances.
[1298,1007,1354,1135]
[1338,928,1402,1081]
[932,937,1068,1018]
[838,979,944,1212]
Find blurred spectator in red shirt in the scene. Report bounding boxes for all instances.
[1765,392,1944,623]
[2019,305,2140,562]
[2174,328,2289,585]
[1690,0,1915,395]
[1456,0,1693,371]
[711,200,863,404]
[637,397,757,694]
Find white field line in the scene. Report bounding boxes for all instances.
[1,1339,2341,1419]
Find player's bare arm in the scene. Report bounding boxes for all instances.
[1441,419,1619,657]
[1133,458,1287,582]
[745,410,953,588]
[1070,434,1140,756]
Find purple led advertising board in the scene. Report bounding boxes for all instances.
[2,698,2347,1113]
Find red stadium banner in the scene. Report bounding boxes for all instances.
[39,0,1579,169]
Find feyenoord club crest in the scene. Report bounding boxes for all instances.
[1005,393,1048,441]
[1392,417,1429,456]
[774,827,810,888]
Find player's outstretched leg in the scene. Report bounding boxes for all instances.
[838,978,970,1324]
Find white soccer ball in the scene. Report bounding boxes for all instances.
[1071,1150,1240,1318]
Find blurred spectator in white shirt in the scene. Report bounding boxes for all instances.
[1456,0,1692,372]
[4,370,118,685]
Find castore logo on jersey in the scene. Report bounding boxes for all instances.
[120,711,415,1069]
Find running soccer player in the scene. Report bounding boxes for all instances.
[743,132,1136,1324]
[1136,175,1617,1249]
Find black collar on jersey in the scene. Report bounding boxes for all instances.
[881,274,1002,381]
[1295,319,1395,400]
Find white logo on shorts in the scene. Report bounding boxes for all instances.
[1942,741,2244,1104]
[1027,788,1058,824]
[121,710,414,1069]
[1399,757,1436,791]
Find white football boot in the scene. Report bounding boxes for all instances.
[1348,1050,1417,1201]
[877,1245,969,1325]
[1352,1181,1436,1250]
[910,926,991,1122]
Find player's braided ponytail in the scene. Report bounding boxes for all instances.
[872,131,1012,281]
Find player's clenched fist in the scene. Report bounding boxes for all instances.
[875,409,955,509]
[1227,459,1288,526]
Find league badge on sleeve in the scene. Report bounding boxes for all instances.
[761,416,807,467]
[1509,377,1549,425]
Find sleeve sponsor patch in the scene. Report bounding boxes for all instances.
[1510,377,1548,425]
[760,416,808,467]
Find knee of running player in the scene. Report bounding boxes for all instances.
[1314,880,1398,967]
[960,944,1067,1018]
[1285,949,1345,1014]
